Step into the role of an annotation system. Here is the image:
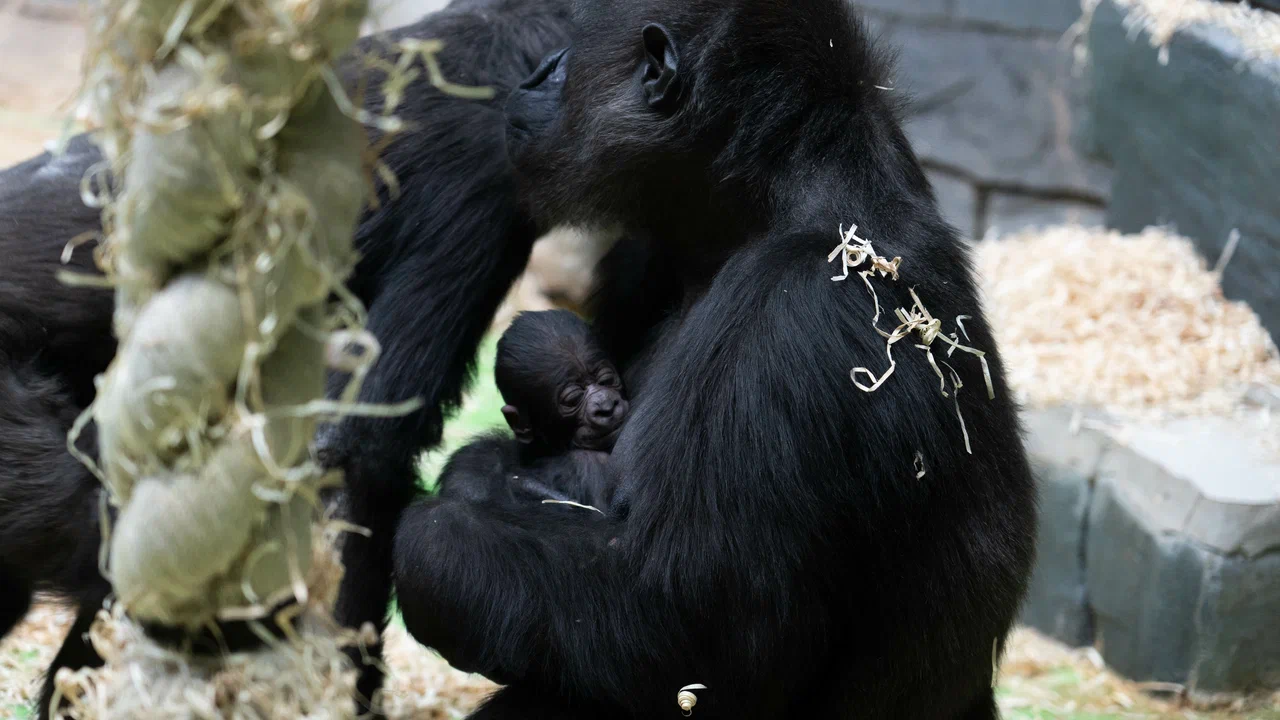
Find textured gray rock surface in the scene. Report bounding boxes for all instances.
[1019,409,1106,648]
[864,0,1109,242]
[1023,408,1280,694]
[927,170,978,238]
[986,193,1105,236]
[952,0,1085,33]
[1084,0,1280,340]
[856,0,949,20]
[889,23,1110,194]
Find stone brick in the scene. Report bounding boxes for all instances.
[952,0,1085,34]
[1083,417,1280,693]
[985,193,1105,237]
[1193,552,1280,691]
[856,0,949,21]
[1085,0,1280,340]
[1017,408,1109,647]
[880,23,1111,195]
[1086,487,1207,686]
[926,170,977,238]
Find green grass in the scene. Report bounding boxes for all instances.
[416,333,508,492]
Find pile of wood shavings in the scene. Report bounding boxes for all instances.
[975,225,1280,418]
[0,603,75,712]
[379,627,498,718]
[1,604,496,720]
[1085,0,1280,64]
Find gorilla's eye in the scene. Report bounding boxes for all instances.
[598,370,619,387]
[560,386,584,408]
[522,47,569,90]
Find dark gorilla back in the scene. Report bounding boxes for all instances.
[393,0,1037,718]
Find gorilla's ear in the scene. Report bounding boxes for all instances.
[502,405,535,444]
[641,23,681,112]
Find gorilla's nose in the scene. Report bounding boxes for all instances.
[587,392,622,426]
[590,395,618,418]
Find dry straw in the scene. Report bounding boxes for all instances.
[975,225,1280,420]
[52,525,376,719]
[829,224,995,454]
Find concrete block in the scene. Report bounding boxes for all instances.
[883,23,1111,194]
[856,0,949,21]
[952,0,1085,34]
[1018,408,1110,647]
[985,193,1105,237]
[1084,417,1280,693]
[1193,551,1280,691]
[926,170,978,239]
[1085,0,1280,339]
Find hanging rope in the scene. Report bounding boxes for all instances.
[53,0,383,715]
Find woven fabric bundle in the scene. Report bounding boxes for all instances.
[54,0,379,715]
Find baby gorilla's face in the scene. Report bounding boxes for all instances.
[557,361,629,451]
[495,309,631,454]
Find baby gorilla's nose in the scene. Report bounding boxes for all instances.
[589,393,619,420]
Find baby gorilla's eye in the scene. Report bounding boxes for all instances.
[597,369,619,387]
[560,386,584,408]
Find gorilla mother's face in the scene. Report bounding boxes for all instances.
[502,15,692,234]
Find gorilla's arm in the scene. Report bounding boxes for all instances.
[320,111,541,705]
[394,498,639,692]
[318,146,537,488]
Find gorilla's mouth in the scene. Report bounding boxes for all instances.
[574,412,628,451]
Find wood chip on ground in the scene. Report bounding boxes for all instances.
[975,225,1280,420]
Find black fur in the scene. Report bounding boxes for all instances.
[435,309,627,511]
[435,433,614,509]
[0,0,573,715]
[393,1,1037,718]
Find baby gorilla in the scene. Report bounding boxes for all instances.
[435,310,629,511]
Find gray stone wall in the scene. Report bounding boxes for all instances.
[861,0,1109,238]
[1083,0,1280,341]
[1024,408,1280,695]
[867,1,1280,695]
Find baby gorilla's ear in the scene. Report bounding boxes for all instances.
[502,404,535,444]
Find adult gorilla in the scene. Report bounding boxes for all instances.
[392,0,1038,718]
[0,0,572,714]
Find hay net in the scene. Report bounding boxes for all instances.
[53,0,390,715]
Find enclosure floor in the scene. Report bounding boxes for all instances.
[0,601,498,719]
[2,601,1277,719]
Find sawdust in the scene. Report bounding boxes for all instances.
[975,225,1280,420]
[1,603,496,720]
[11,609,1279,718]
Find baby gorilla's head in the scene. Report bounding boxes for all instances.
[495,310,629,456]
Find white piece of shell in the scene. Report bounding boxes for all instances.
[677,684,708,716]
